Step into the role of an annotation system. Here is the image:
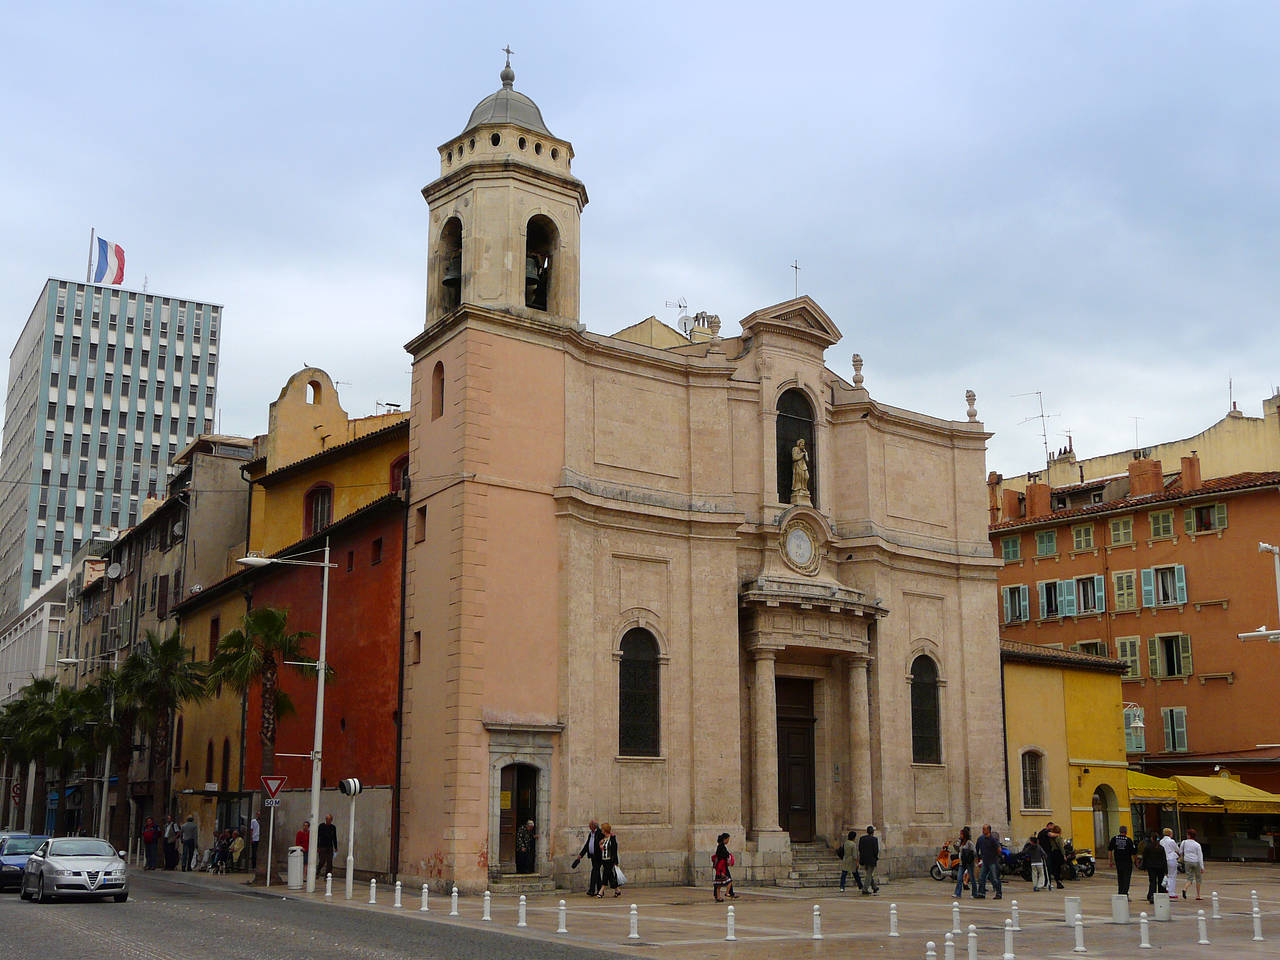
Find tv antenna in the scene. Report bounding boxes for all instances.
[665,297,690,334]
[1013,390,1058,471]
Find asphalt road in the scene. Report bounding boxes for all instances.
[0,873,635,960]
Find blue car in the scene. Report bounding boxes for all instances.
[0,835,48,891]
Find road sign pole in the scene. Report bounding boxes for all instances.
[345,793,356,900]
[266,804,275,888]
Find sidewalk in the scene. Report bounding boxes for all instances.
[142,862,1280,959]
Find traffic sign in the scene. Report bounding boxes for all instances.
[264,798,280,807]
[261,775,287,799]
[10,783,20,803]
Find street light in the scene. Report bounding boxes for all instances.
[1121,703,1145,729]
[57,650,118,839]
[237,538,335,893]
[1238,542,1280,643]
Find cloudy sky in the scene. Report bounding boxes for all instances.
[2,1,1277,476]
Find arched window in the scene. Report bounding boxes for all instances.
[306,380,322,405]
[304,483,333,536]
[440,217,462,311]
[618,628,660,757]
[221,738,231,791]
[1021,750,1046,809]
[173,717,184,772]
[204,740,214,784]
[390,454,410,493]
[910,655,941,764]
[430,362,444,421]
[776,388,817,506]
[525,215,558,311]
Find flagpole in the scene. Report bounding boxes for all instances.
[86,228,95,283]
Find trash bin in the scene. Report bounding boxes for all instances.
[287,846,305,890]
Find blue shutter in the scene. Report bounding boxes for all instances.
[1002,588,1011,624]
[1018,585,1029,622]
[1174,565,1187,604]
[1140,568,1155,607]
[1037,582,1047,618]
[1059,580,1077,617]
[1093,574,1106,613]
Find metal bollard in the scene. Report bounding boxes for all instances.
[324,872,332,898]
[1211,891,1221,919]
[1072,913,1086,953]
[420,883,429,912]
[1011,899,1021,931]
[890,902,900,936]
[944,931,955,960]
[726,904,737,941]
[394,880,402,909]
[1138,912,1151,949]
[518,894,527,927]
[1253,906,1264,942]
[926,942,937,960]
[629,903,639,939]
[812,904,824,940]
[557,899,568,934]
[1196,908,1209,944]
[967,923,977,960]
[953,900,962,934]
[368,878,377,904]
[1002,918,1015,960]
[449,885,459,916]
[482,890,491,921]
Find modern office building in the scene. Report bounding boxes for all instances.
[0,279,222,628]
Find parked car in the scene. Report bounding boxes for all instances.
[0,836,48,891]
[19,837,128,903]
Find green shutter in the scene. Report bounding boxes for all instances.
[1184,508,1195,534]
[1140,568,1155,607]
[1179,634,1193,676]
[1038,582,1047,618]
[1174,565,1187,604]
[1174,709,1188,751]
[1019,585,1029,621]
[1147,636,1161,678]
[1162,708,1174,752]
[1214,503,1228,529]
[1094,574,1106,613]
[1059,580,1077,617]
[1002,588,1011,624]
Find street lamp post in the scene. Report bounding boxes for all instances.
[238,537,334,894]
[57,650,119,839]
[1238,542,1280,643]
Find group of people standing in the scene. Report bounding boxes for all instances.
[572,820,623,897]
[950,824,1003,898]
[1018,821,1066,891]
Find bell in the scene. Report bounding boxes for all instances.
[442,252,461,288]
[525,253,542,291]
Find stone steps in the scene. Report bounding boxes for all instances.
[486,874,556,895]
[784,842,842,888]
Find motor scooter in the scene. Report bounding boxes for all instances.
[929,841,960,881]
[1063,839,1095,879]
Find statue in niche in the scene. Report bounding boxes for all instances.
[791,439,812,505]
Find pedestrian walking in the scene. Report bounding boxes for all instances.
[975,824,1002,899]
[296,820,311,867]
[250,813,260,870]
[713,832,737,901]
[1178,828,1204,900]
[141,816,160,870]
[1138,831,1165,903]
[572,820,604,896]
[1107,824,1136,897]
[597,822,621,897]
[162,815,180,870]
[179,815,199,871]
[838,830,861,893]
[858,824,881,894]
[515,819,536,874]
[954,827,977,898]
[1048,824,1066,889]
[316,814,338,879]
[1159,828,1180,901]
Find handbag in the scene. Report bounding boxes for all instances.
[614,866,628,886]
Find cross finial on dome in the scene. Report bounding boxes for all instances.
[500,45,515,88]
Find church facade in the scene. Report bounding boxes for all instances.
[397,62,1005,891]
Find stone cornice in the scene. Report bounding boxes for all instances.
[422,157,588,209]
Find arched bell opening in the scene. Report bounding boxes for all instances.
[525,215,558,311]
[439,217,462,311]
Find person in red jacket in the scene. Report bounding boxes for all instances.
[295,820,310,867]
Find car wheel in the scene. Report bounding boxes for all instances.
[18,877,32,901]
[35,874,52,904]
[113,891,128,903]
[929,862,944,881]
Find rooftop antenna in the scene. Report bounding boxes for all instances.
[790,259,801,298]
[1229,375,1233,411]
[142,274,149,293]
[1129,416,1142,448]
[1013,390,1058,472]
[665,297,689,334]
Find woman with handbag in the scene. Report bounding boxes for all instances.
[597,823,621,897]
[713,832,737,901]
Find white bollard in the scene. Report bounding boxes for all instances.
[1002,918,1015,960]
[420,883,429,912]
[368,878,377,904]
[890,902,900,936]
[1152,893,1171,922]
[1211,891,1220,919]
[482,890,491,921]
[926,942,937,960]
[967,923,978,960]
[518,894,527,927]
[394,880,402,909]
[1252,889,1261,914]
[812,904,824,940]
[1196,908,1209,944]
[449,885,459,917]
[1072,913,1087,953]
[557,899,568,934]
[1111,893,1130,923]
[1064,895,1082,926]
[1253,906,1265,942]
[325,872,332,898]
[944,931,956,960]
[726,904,737,941]
[345,854,354,901]
[629,903,640,939]
[1011,899,1021,931]
[953,900,962,934]
[1138,912,1151,949]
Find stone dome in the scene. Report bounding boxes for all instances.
[463,64,553,137]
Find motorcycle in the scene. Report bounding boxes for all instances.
[1064,839,1095,879]
[929,841,960,881]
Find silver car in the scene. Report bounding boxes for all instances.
[19,837,129,903]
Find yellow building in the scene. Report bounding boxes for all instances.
[1001,640,1131,853]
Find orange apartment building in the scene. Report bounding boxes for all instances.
[989,454,1280,805]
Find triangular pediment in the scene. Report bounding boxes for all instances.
[739,296,842,347]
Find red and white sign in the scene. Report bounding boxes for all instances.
[261,775,287,799]
[9,783,20,803]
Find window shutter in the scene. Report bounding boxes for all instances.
[1178,634,1193,676]
[1093,574,1106,613]
[1214,503,1227,529]
[157,574,169,620]
[1174,565,1187,604]
[1140,568,1155,607]
[1002,588,1011,624]
[1162,708,1174,752]
[1174,709,1188,751]
[1059,580,1077,617]
[1037,582,1047,618]
[1018,585,1029,619]
[1147,637,1161,678]
[1184,508,1195,534]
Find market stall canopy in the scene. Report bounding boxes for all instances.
[1172,775,1280,815]
[1127,771,1178,803]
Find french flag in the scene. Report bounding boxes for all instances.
[93,237,125,285]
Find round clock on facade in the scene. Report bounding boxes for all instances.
[780,520,821,575]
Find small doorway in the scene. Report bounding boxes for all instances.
[1092,785,1117,851]
[776,677,816,843]
[498,764,538,873]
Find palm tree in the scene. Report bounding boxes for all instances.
[118,629,207,820]
[206,607,315,780]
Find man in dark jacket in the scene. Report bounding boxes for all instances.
[317,814,339,881]
[573,820,604,896]
[975,824,1003,899]
[857,825,880,895]
[1107,824,1137,897]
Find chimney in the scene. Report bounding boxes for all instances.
[1127,457,1164,497]
[1001,487,1023,521]
[1025,482,1052,518]
[1180,452,1202,491]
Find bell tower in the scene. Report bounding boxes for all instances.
[423,53,588,328]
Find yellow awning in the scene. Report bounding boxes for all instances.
[1172,775,1280,815]
[1127,771,1178,803]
